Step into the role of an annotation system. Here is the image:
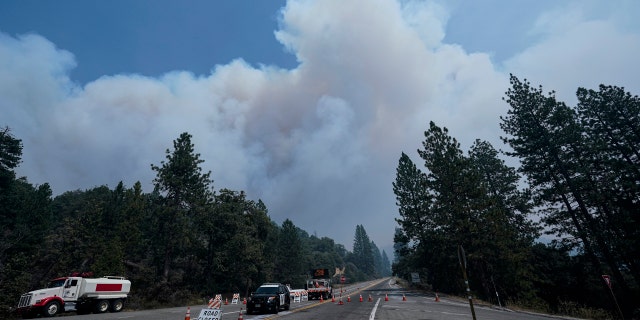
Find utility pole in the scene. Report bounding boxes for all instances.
[458,245,477,320]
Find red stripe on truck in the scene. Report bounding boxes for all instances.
[96,283,122,291]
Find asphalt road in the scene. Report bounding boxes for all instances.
[271,278,565,320]
[55,278,572,320]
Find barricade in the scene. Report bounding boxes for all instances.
[208,294,222,309]
[292,290,301,303]
[289,289,310,302]
[232,293,240,304]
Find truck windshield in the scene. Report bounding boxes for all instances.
[48,279,67,288]
[309,280,326,287]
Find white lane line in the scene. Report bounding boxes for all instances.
[369,298,381,320]
[442,311,468,316]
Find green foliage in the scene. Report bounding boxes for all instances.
[0,180,52,313]
[0,128,391,316]
[394,120,541,303]
[150,132,215,285]
[0,127,22,189]
[501,75,639,316]
[0,129,53,313]
[275,219,306,286]
[393,153,430,244]
[379,250,392,277]
[393,75,639,317]
[351,225,375,277]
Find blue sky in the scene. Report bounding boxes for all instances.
[2,0,639,253]
[1,0,296,83]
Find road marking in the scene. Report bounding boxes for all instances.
[442,311,468,316]
[369,298,381,320]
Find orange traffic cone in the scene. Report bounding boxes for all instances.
[185,306,191,320]
[338,296,344,305]
[320,295,324,302]
[402,294,407,301]
[435,292,440,302]
[243,297,247,304]
[368,294,373,302]
[331,294,335,302]
[225,298,229,305]
[237,308,244,320]
[347,295,351,302]
[359,294,363,302]
[384,293,389,301]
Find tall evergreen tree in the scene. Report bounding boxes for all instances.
[150,132,214,284]
[380,250,391,277]
[392,152,430,247]
[201,189,277,294]
[275,219,306,286]
[416,121,479,293]
[467,139,539,301]
[0,127,22,189]
[370,241,383,278]
[394,121,540,301]
[576,85,640,287]
[119,181,150,267]
[352,225,374,277]
[500,75,638,314]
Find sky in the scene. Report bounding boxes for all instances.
[1,0,639,255]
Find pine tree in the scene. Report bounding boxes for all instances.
[150,132,214,283]
[392,152,430,245]
[417,121,479,293]
[0,127,22,189]
[576,85,640,287]
[500,75,635,313]
[352,225,374,277]
[467,139,539,301]
[275,219,306,285]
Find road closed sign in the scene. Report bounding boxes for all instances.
[197,308,222,320]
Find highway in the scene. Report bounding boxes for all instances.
[58,278,570,320]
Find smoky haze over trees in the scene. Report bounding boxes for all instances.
[0,130,390,315]
[393,75,639,318]
[2,74,638,318]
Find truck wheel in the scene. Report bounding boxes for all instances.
[94,300,110,313]
[43,301,61,317]
[110,299,125,312]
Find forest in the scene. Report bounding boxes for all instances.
[393,75,639,319]
[0,130,392,317]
